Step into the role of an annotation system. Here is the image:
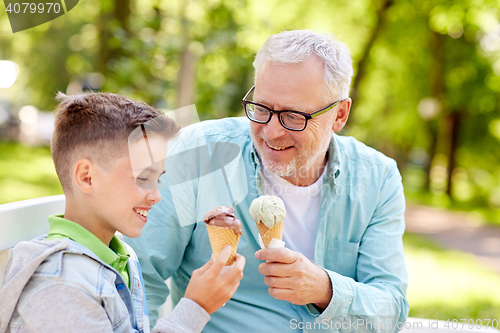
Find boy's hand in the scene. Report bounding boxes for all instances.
[184,246,245,314]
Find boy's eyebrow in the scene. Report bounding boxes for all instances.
[134,166,166,176]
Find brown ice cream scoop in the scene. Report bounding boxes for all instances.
[203,206,242,235]
[204,206,242,265]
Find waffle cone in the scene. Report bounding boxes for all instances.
[206,224,241,265]
[256,222,283,248]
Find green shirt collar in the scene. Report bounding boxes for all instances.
[46,214,130,286]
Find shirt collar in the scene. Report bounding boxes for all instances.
[327,133,342,181]
[47,214,130,268]
[250,143,260,173]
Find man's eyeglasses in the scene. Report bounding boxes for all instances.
[242,86,343,131]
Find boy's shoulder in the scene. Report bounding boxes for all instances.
[5,238,118,297]
[0,238,135,333]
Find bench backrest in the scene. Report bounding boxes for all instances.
[0,195,65,286]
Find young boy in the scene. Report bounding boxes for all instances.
[0,92,245,333]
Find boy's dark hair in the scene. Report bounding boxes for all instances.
[51,92,180,193]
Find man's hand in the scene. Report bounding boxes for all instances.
[255,247,332,310]
[185,246,245,314]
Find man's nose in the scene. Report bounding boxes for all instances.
[264,113,286,139]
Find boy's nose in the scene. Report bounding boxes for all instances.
[147,189,161,204]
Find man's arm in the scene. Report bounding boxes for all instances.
[257,162,409,332]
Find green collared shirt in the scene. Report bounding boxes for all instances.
[45,214,130,288]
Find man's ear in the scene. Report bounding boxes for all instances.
[73,159,94,194]
[332,98,352,132]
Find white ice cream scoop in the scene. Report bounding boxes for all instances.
[249,195,286,229]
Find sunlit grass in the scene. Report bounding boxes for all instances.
[0,141,62,204]
[404,233,500,320]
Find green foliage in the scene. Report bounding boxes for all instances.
[0,141,62,204]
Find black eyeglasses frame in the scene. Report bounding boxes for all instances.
[241,86,343,131]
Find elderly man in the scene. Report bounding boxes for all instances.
[126,30,409,332]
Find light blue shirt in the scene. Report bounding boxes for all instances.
[125,117,409,333]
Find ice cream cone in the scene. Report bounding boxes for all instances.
[206,224,241,265]
[250,195,286,248]
[256,221,283,248]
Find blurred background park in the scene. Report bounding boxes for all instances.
[1,0,499,323]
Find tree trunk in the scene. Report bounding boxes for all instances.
[349,0,394,113]
[98,0,131,76]
[424,31,445,191]
[446,112,461,197]
[174,0,197,128]
[424,120,438,190]
[114,0,131,33]
[176,48,196,109]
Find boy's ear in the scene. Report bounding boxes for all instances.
[332,98,352,132]
[73,159,94,194]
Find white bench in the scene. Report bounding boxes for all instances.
[0,195,66,287]
[0,196,498,332]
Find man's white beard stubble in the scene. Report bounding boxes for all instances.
[253,129,333,181]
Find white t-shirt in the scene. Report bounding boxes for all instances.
[260,164,328,261]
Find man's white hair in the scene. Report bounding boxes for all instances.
[253,30,354,102]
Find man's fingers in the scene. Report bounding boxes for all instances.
[258,262,292,277]
[255,248,298,264]
[264,275,292,289]
[268,287,299,303]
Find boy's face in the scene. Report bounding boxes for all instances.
[91,136,166,240]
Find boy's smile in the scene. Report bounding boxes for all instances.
[134,208,150,219]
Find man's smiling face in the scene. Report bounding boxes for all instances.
[250,56,336,185]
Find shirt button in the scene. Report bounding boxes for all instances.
[117,284,125,290]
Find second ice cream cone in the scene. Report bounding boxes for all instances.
[206,224,241,265]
